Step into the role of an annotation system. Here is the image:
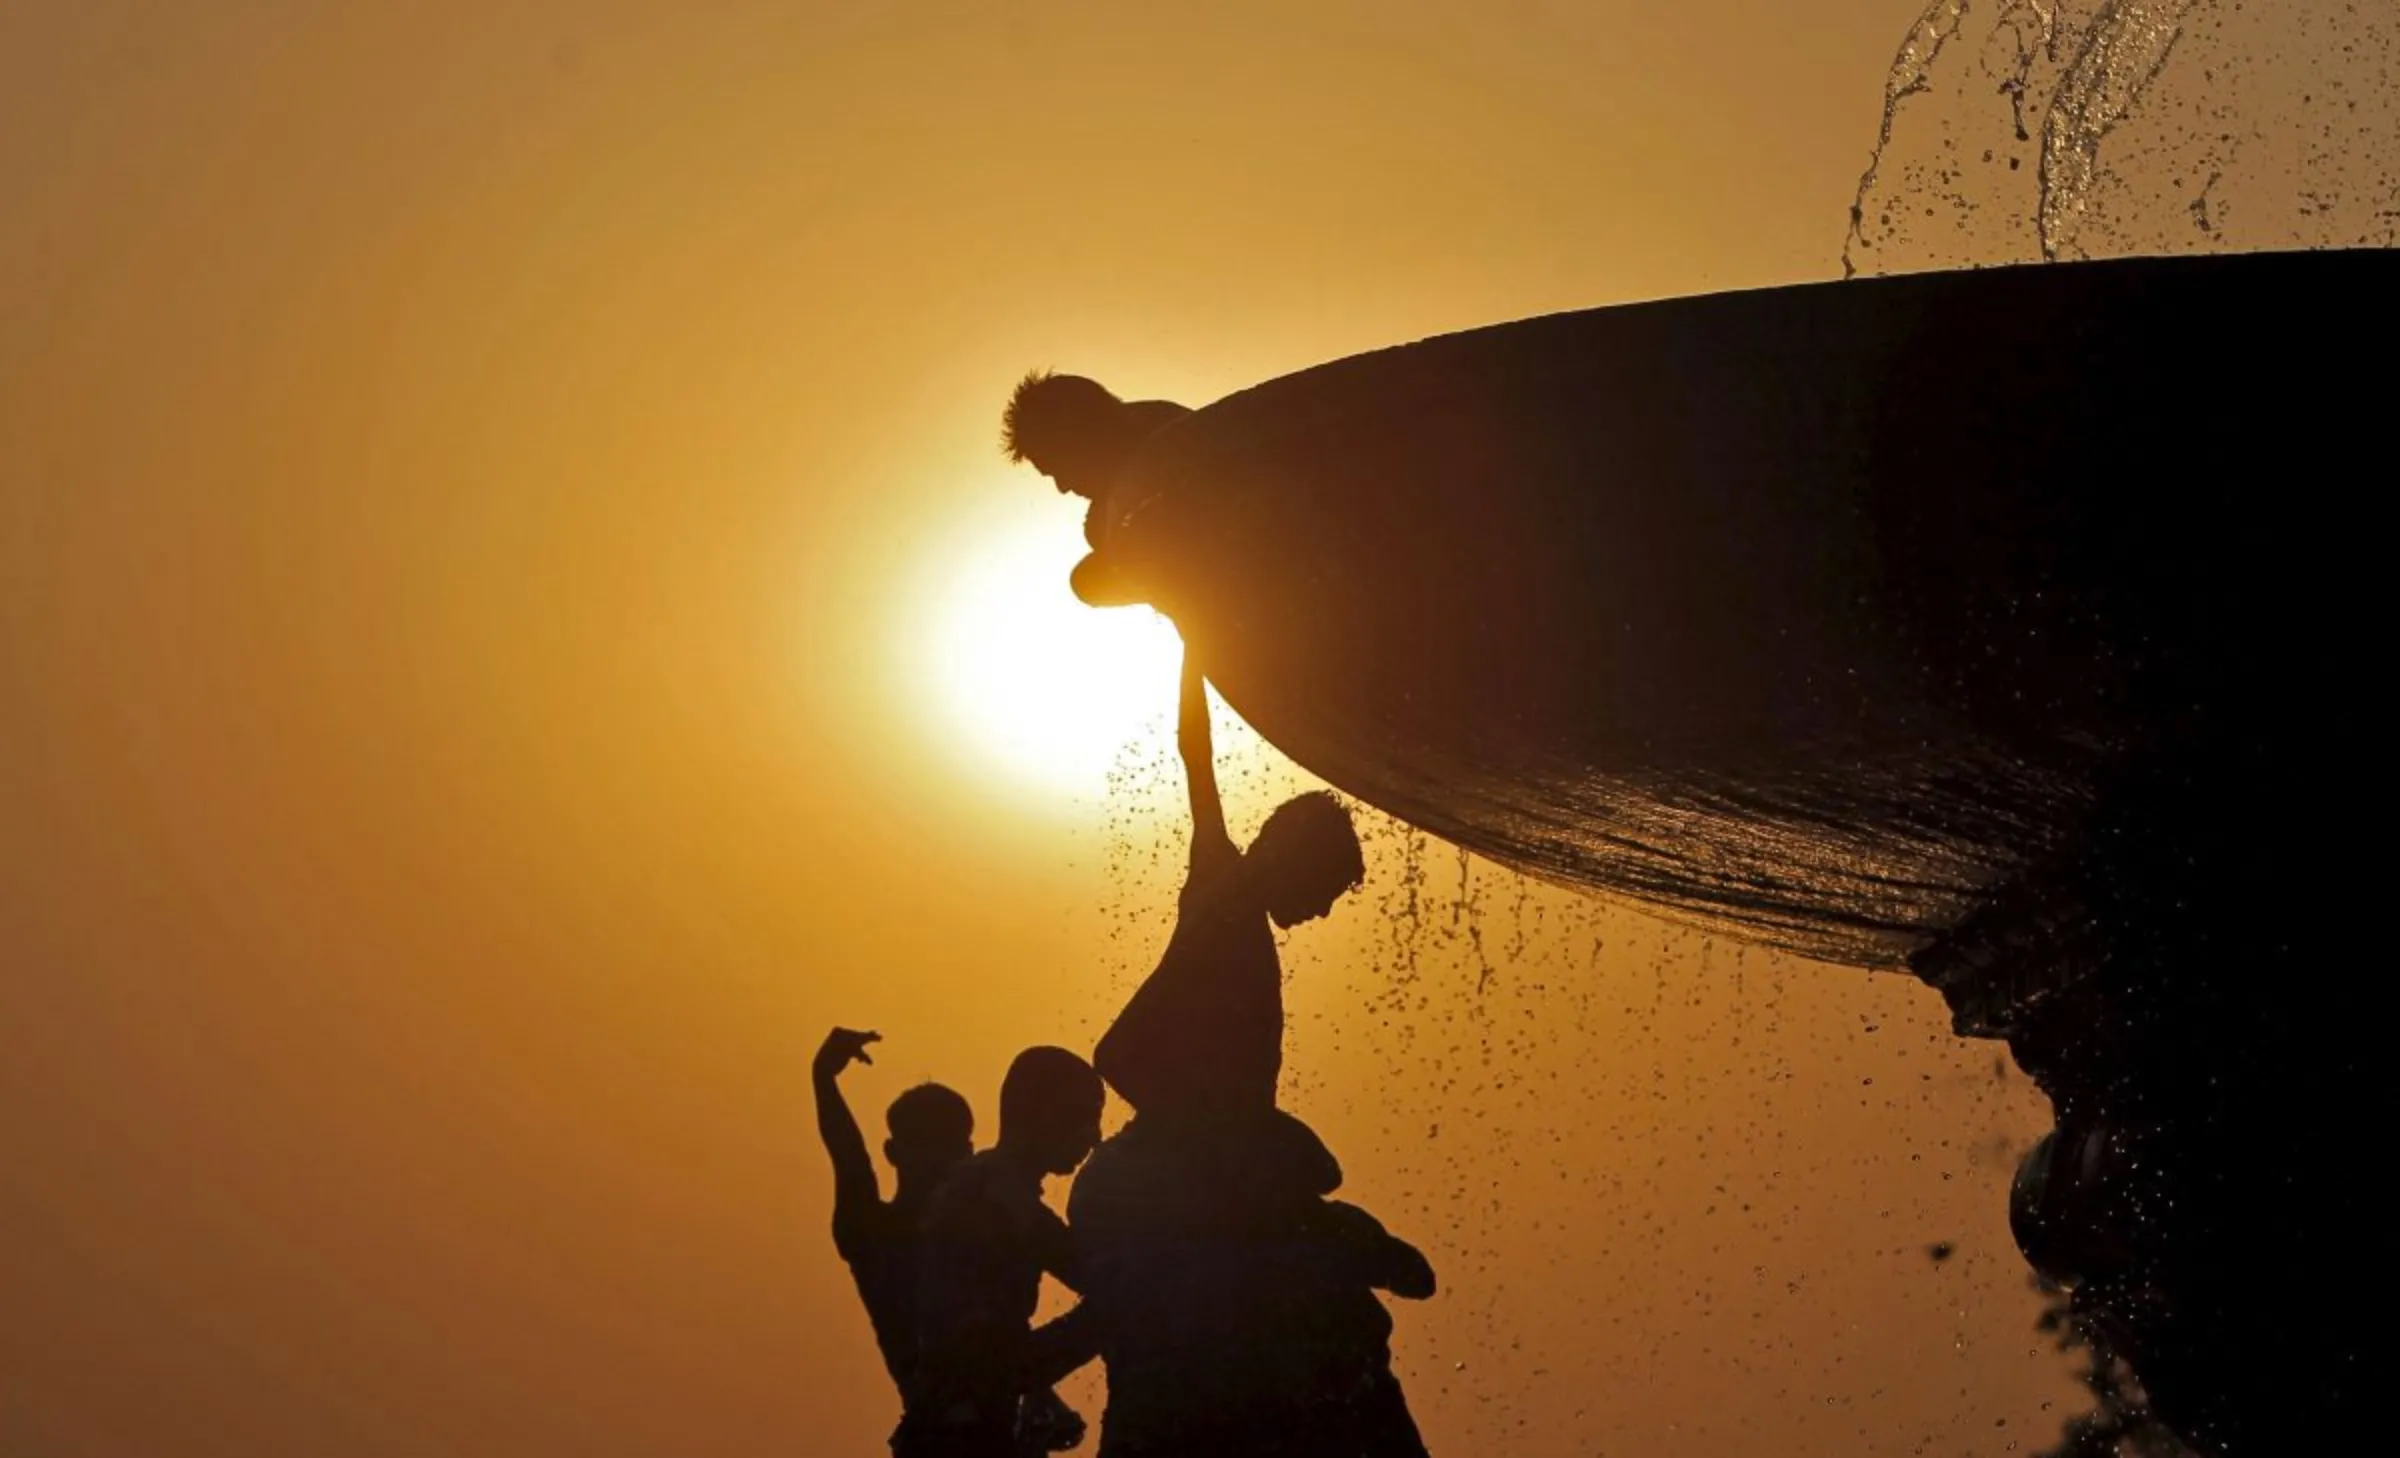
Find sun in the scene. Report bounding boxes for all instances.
[914,501,1185,798]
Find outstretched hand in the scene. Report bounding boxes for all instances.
[814,1027,881,1082]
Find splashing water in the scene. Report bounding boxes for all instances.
[1846,0,2400,274]
[1059,718,2066,1456]
[1842,6,2399,1453]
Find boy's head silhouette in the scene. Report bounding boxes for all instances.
[1245,790,1367,927]
[1002,371,1142,501]
[884,1082,974,1185]
[997,1045,1105,1176]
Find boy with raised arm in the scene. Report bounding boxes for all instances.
[814,1029,1088,1456]
[1072,645,1436,1456]
[815,1026,974,1417]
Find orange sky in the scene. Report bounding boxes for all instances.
[2,5,2082,1454]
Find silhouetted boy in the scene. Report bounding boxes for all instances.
[814,1027,975,1432]
[908,1046,1107,1458]
[1071,1119,1435,1457]
[1094,648,1359,1139]
[1073,646,1435,1455]
[1000,371,1191,607]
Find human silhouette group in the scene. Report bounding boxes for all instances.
[811,374,1436,1456]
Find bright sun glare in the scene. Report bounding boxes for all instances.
[919,504,1184,797]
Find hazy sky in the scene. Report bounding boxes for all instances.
[2,4,2086,1455]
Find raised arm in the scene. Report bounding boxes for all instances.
[1178,644,1237,872]
[812,1028,883,1250]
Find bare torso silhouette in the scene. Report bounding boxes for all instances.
[909,1150,1091,1456]
[1073,650,1430,1457]
[815,1030,957,1404]
[839,1188,940,1397]
[903,1048,1104,1458]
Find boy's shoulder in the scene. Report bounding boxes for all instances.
[832,1190,904,1264]
[929,1151,1055,1237]
[933,1147,1013,1201]
[1124,399,1195,434]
